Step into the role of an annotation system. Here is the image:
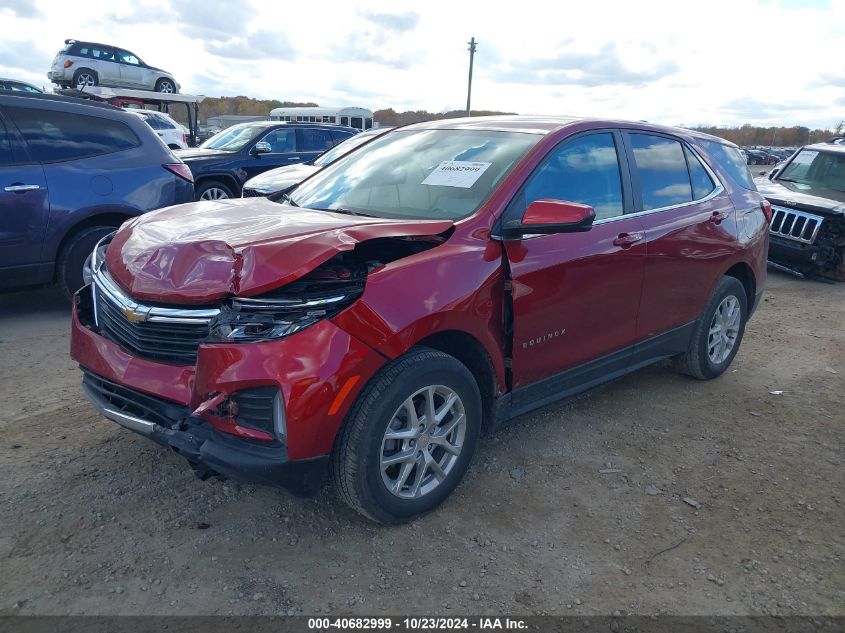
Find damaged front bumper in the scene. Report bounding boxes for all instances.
[82,370,329,496]
[71,284,386,495]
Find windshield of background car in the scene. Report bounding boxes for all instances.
[200,124,265,152]
[289,129,541,220]
[313,132,377,167]
[778,149,845,196]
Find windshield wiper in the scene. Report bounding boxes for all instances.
[312,207,376,217]
[280,192,299,206]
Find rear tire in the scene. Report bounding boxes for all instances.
[57,225,116,299]
[332,348,482,524]
[195,180,234,201]
[73,69,98,90]
[674,276,748,380]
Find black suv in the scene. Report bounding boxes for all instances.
[756,138,845,280]
[0,93,194,295]
[176,121,357,201]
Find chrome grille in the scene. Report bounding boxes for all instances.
[241,188,269,198]
[769,206,824,244]
[92,269,219,365]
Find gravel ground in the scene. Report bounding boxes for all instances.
[0,271,842,616]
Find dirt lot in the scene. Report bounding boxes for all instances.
[0,271,842,616]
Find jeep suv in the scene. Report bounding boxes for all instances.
[71,116,769,523]
[0,93,194,296]
[756,138,845,280]
[176,121,357,200]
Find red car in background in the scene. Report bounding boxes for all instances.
[71,116,770,523]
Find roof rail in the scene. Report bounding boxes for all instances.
[828,137,845,145]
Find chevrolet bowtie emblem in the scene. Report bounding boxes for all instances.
[122,306,150,323]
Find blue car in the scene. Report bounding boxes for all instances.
[0,92,194,296]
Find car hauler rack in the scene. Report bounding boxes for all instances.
[55,86,205,147]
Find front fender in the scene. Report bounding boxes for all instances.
[332,235,508,392]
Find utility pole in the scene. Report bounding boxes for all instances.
[466,37,477,117]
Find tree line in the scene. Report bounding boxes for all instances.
[192,96,842,147]
[688,122,844,147]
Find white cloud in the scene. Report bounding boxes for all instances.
[0,0,843,128]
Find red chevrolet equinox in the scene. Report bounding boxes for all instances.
[71,117,770,523]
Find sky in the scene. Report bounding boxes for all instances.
[1,0,843,128]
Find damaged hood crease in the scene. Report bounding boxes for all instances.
[105,198,453,304]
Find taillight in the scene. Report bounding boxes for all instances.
[163,163,193,183]
[182,132,187,145]
[761,200,773,224]
[63,60,73,68]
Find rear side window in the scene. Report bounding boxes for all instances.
[0,119,12,165]
[684,146,716,200]
[6,107,140,163]
[330,130,355,144]
[699,140,756,190]
[630,134,692,210]
[141,114,172,130]
[297,128,334,152]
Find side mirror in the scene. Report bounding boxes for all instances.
[501,199,596,239]
[253,141,272,155]
[768,168,779,181]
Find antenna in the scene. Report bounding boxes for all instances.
[466,37,477,117]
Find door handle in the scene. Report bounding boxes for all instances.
[709,211,729,225]
[286,156,301,161]
[613,232,644,248]
[4,184,41,193]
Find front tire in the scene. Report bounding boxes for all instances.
[674,276,748,380]
[155,78,177,94]
[332,348,482,524]
[195,180,234,201]
[57,225,116,299]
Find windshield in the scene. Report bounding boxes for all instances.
[289,129,541,220]
[778,149,845,195]
[200,124,266,152]
[313,132,380,167]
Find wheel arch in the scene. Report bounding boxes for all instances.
[52,211,133,280]
[415,330,498,433]
[195,174,240,197]
[723,261,756,312]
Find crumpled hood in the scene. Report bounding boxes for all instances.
[755,179,845,215]
[245,163,319,192]
[105,198,453,304]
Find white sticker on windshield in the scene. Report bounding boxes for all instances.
[792,150,818,165]
[422,161,492,188]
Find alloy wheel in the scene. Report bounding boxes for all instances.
[158,81,175,93]
[707,295,741,364]
[380,385,466,499]
[76,74,95,88]
[199,187,229,201]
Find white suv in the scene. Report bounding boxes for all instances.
[127,109,187,149]
[48,39,180,93]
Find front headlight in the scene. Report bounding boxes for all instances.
[83,231,116,286]
[206,254,366,343]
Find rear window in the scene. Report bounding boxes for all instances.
[297,128,334,152]
[700,140,756,190]
[630,133,692,210]
[684,146,716,200]
[6,107,140,163]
